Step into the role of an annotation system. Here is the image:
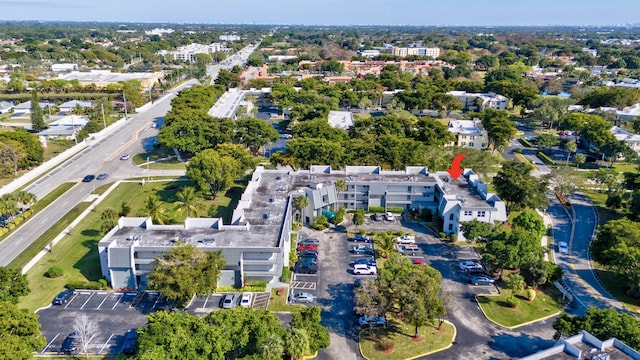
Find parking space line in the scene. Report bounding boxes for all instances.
[152,294,161,310]
[111,293,124,310]
[99,333,115,354]
[80,292,95,309]
[64,293,80,309]
[202,295,210,309]
[41,333,60,354]
[97,294,111,309]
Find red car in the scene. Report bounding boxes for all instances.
[297,244,319,252]
[411,258,426,266]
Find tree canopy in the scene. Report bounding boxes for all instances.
[0,267,30,304]
[0,301,46,360]
[493,160,548,211]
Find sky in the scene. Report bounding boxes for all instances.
[0,0,639,26]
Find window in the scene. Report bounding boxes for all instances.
[448,224,453,230]
[449,214,454,220]
[478,211,486,217]
[471,136,475,140]
[469,142,474,147]
[461,142,466,146]
[481,143,486,148]
[464,211,472,216]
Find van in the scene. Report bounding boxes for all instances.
[353,264,377,275]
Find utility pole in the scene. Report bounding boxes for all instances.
[71,115,77,144]
[101,103,106,129]
[123,91,128,120]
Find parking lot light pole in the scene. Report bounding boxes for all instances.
[147,157,150,182]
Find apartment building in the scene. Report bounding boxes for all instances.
[392,46,441,59]
[447,90,509,111]
[99,165,505,290]
[157,43,231,63]
[447,119,489,150]
[611,126,640,155]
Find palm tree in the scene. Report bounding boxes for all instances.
[377,233,396,258]
[506,273,526,299]
[260,333,284,360]
[565,141,577,164]
[145,195,168,224]
[285,328,309,360]
[334,179,347,192]
[174,186,200,218]
[0,194,18,221]
[293,196,309,222]
[13,191,36,209]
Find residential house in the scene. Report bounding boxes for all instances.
[58,100,93,114]
[13,100,52,115]
[611,126,640,155]
[447,119,489,150]
[36,115,88,143]
[447,91,509,111]
[0,101,14,114]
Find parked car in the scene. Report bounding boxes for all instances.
[411,258,426,266]
[297,244,319,252]
[293,262,318,274]
[470,275,495,286]
[82,174,95,182]
[240,293,253,308]
[296,257,318,266]
[358,315,387,327]
[354,278,363,288]
[459,261,483,270]
[120,153,131,160]
[350,245,375,255]
[298,250,318,259]
[396,244,420,256]
[353,264,377,275]
[290,292,314,303]
[558,241,569,254]
[394,235,416,244]
[466,268,492,277]
[384,212,395,221]
[351,257,377,267]
[61,332,79,354]
[121,328,137,355]
[97,173,108,180]
[52,289,73,305]
[222,293,237,309]
[374,213,384,221]
[298,238,320,245]
[348,234,372,243]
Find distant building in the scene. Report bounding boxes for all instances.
[611,126,640,154]
[582,47,598,57]
[267,55,298,62]
[447,91,509,111]
[57,70,163,90]
[144,28,174,36]
[392,46,440,59]
[219,34,241,41]
[520,330,640,360]
[357,50,380,58]
[616,103,640,121]
[51,63,78,72]
[36,115,88,143]
[13,100,52,115]
[158,43,232,63]
[327,111,354,130]
[447,119,489,150]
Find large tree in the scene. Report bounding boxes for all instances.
[235,117,279,155]
[493,160,548,211]
[290,306,330,353]
[553,307,640,349]
[0,267,30,304]
[0,301,46,360]
[481,109,517,152]
[147,243,226,304]
[30,90,46,132]
[186,149,242,199]
[174,186,200,218]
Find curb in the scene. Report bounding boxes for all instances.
[358,320,457,360]
[475,293,562,330]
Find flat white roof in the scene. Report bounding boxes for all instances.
[327,110,354,130]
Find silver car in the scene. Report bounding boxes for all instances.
[290,292,314,303]
[222,293,237,309]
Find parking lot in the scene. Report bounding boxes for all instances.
[188,292,270,314]
[37,291,172,356]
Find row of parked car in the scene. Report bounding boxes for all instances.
[459,261,495,286]
[293,238,320,274]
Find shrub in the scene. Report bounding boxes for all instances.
[387,206,403,214]
[334,207,346,224]
[44,266,64,278]
[505,297,520,308]
[311,215,329,230]
[519,138,534,147]
[438,231,447,239]
[450,233,458,242]
[526,288,537,301]
[420,208,433,221]
[537,152,555,165]
[281,267,291,282]
[368,206,384,213]
[379,339,394,351]
[98,278,108,288]
[119,202,131,217]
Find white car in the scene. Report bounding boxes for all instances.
[240,292,253,308]
[394,235,415,244]
[290,292,314,303]
[384,212,395,221]
[459,261,483,271]
[353,265,378,275]
[558,241,569,254]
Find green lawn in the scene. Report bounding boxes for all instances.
[266,288,305,312]
[359,319,455,360]
[132,146,176,165]
[476,285,566,328]
[42,140,75,162]
[582,190,624,226]
[613,162,638,175]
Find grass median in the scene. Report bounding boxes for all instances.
[267,287,305,312]
[359,318,455,360]
[476,285,566,328]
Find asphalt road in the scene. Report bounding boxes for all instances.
[0,81,196,267]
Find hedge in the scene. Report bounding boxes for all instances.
[65,280,107,290]
[368,206,384,213]
[281,267,291,282]
[537,152,555,165]
[519,138,534,147]
[44,266,64,278]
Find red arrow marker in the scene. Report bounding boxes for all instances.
[447,153,466,180]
